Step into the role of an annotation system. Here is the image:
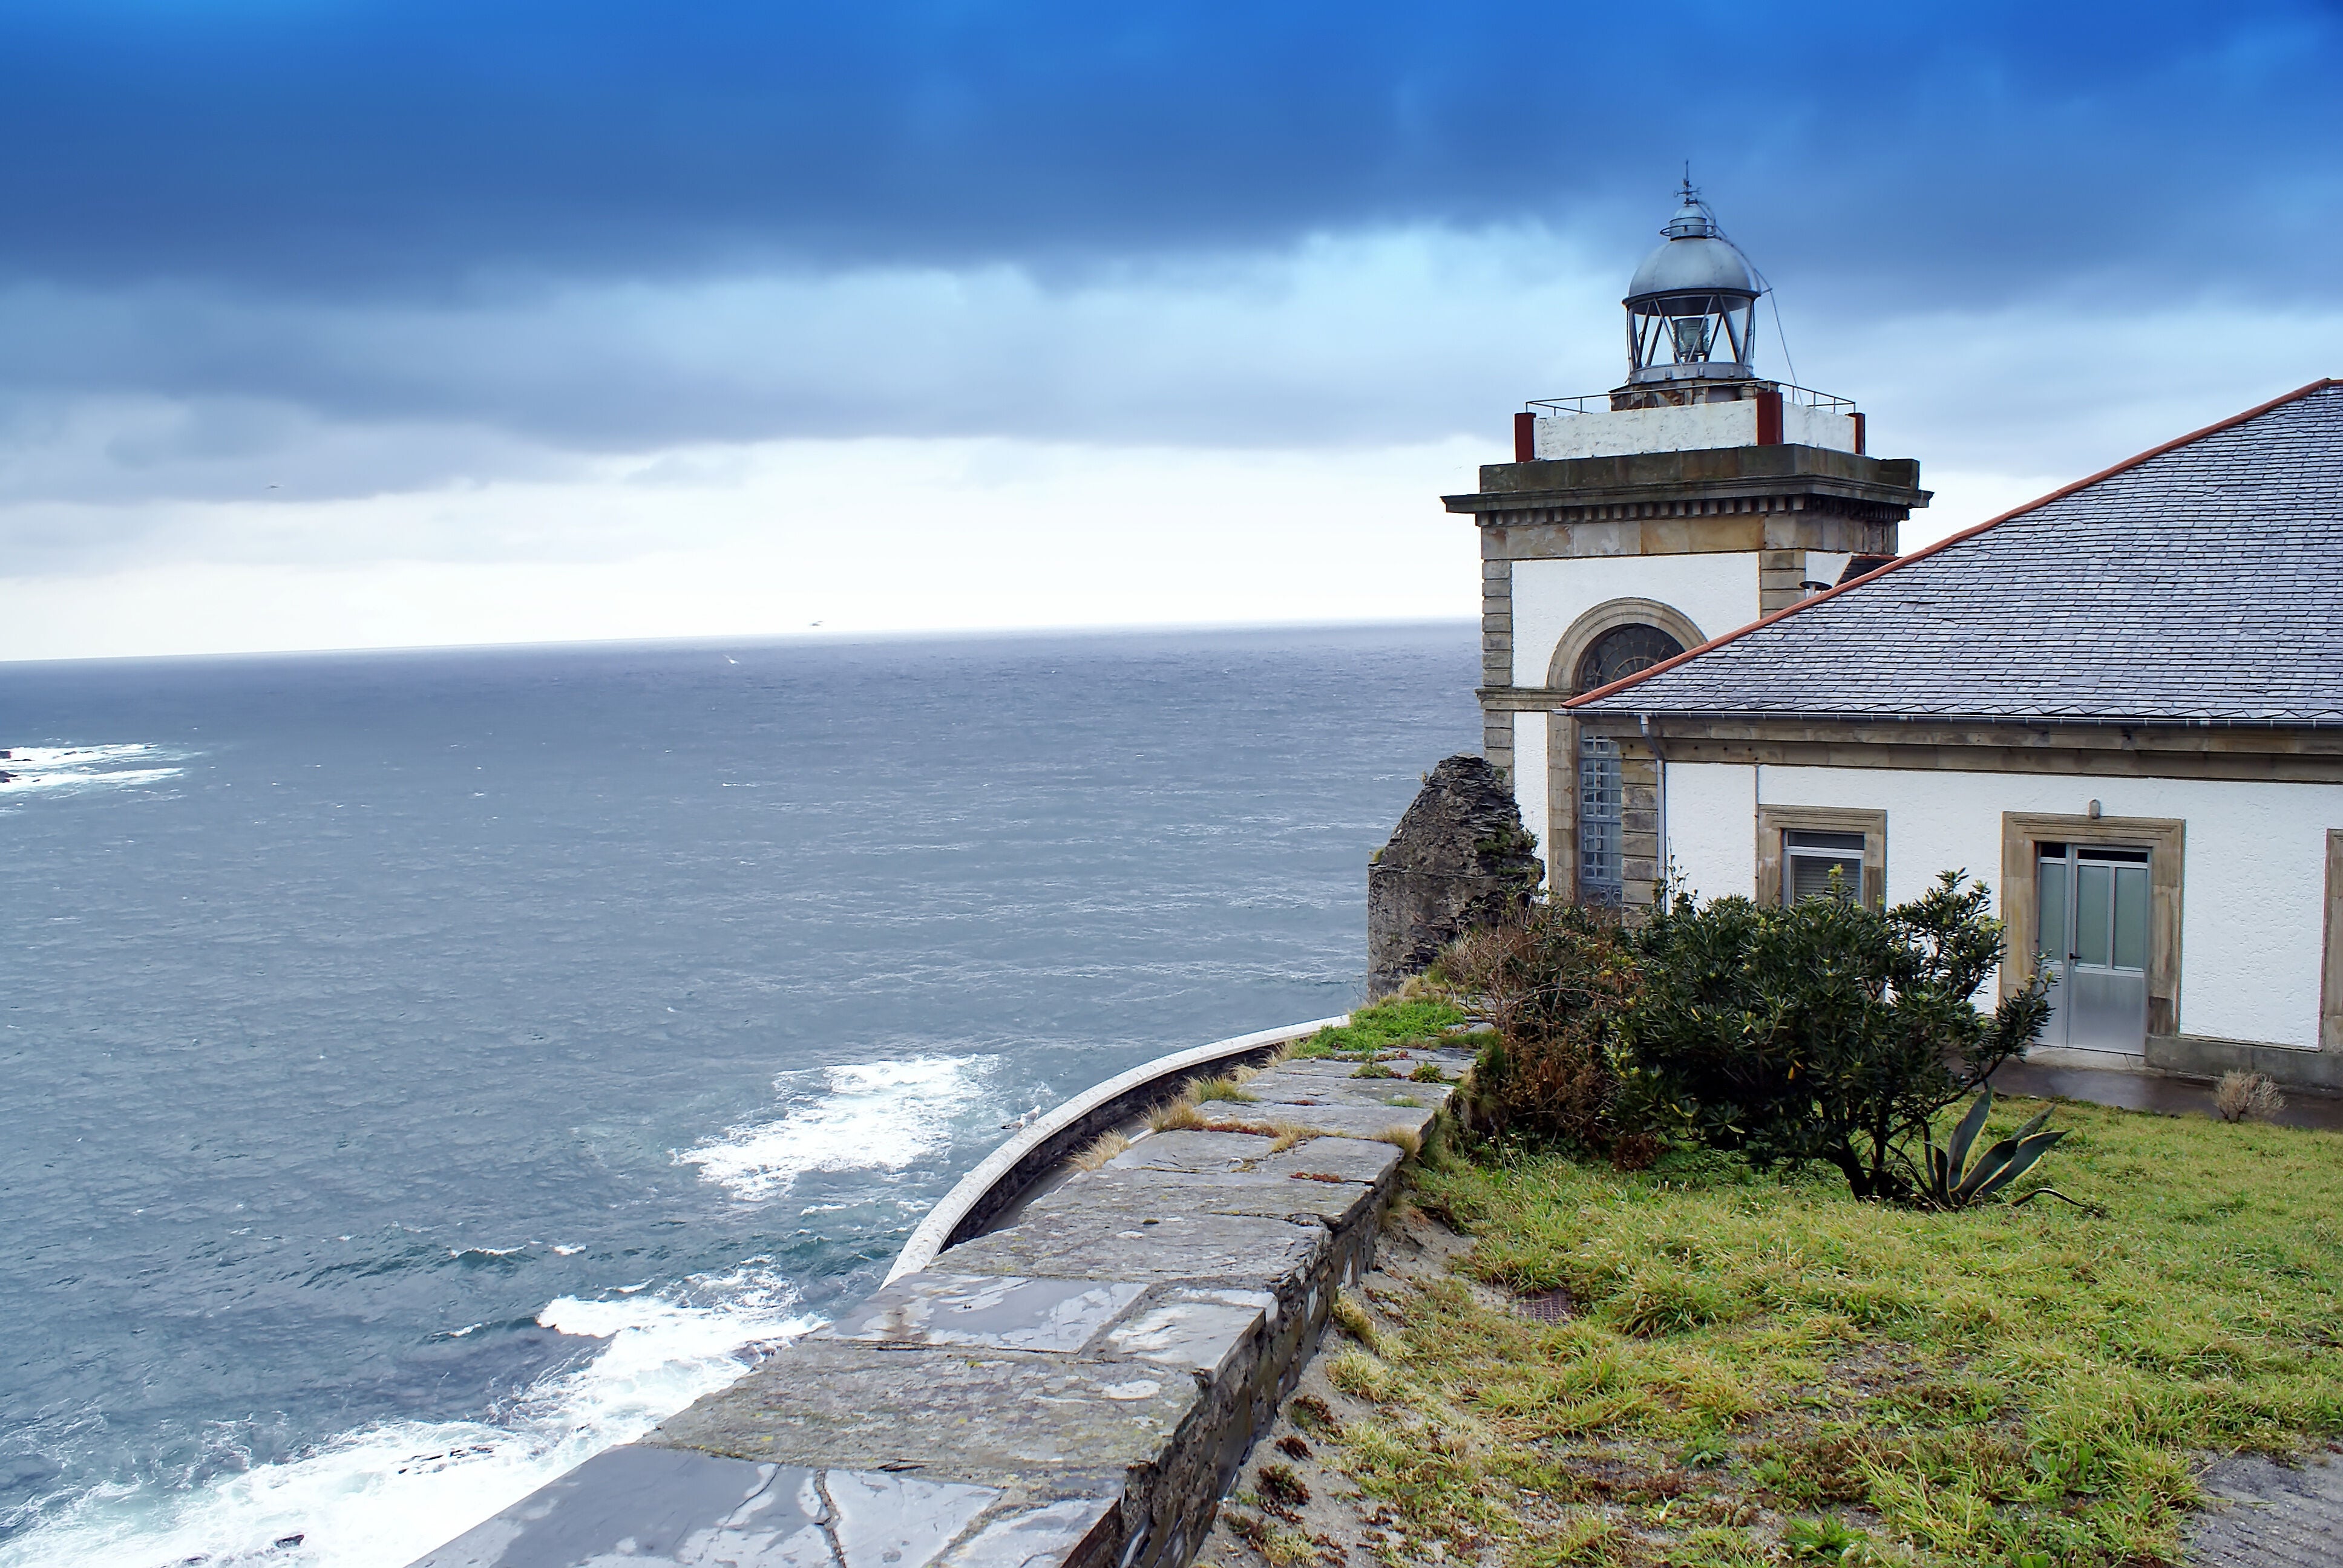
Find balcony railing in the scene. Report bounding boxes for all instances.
[1527,382,1855,417]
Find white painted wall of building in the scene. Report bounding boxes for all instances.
[1512,711,1550,887]
[1659,762,2343,1050]
[1511,553,1756,688]
[1804,552,1853,589]
[1784,403,1860,451]
[1662,762,1757,902]
[1532,402,1858,460]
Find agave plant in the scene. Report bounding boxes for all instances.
[1917,1088,2088,1211]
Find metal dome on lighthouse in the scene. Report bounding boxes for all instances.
[1624,178,1763,391]
[1503,180,1878,458]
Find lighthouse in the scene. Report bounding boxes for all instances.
[1442,183,1932,909]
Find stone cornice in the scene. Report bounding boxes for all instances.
[1559,710,2343,783]
[1443,443,1930,521]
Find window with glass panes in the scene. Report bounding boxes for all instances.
[1578,735,1622,905]
[1571,624,1681,909]
[1784,829,1865,903]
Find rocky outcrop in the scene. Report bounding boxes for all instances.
[1365,754,1542,998]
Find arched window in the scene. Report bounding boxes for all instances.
[1573,623,1685,696]
[1573,623,1684,905]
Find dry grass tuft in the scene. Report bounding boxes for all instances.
[2215,1069,2286,1123]
[1070,1130,1129,1172]
[1379,1125,1424,1159]
[1147,1094,1205,1133]
[1263,1120,1319,1153]
[1193,1074,1260,1105]
[1332,1290,1381,1351]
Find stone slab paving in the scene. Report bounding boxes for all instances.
[2188,1449,2343,1567]
[409,1047,1463,1568]
[1184,1100,1441,1143]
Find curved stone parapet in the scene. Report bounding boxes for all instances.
[409,1022,1472,1568]
[888,1016,1350,1284]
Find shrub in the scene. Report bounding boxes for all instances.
[1437,871,2054,1203]
[1444,901,1640,1154]
[1622,871,2051,1200]
[2215,1070,2285,1123]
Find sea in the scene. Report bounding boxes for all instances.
[0,624,1478,1568]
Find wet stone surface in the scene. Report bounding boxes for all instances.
[1061,1167,1382,1230]
[942,1198,1335,1287]
[410,1443,1004,1568]
[818,1274,1151,1354]
[1103,1290,1280,1381]
[1106,1130,1401,1185]
[1191,1099,1442,1143]
[652,1339,1209,1475]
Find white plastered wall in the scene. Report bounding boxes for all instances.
[1659,762,2342,1050]
[1532,403,1858,460]
[1512,711,1550,887]
[1511,554,1757,688]
[1783,403,1860,450]
[1660,762,1757,902]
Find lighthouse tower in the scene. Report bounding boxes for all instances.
[1443,184,1931,908]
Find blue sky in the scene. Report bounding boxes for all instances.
[2,1,2339,656]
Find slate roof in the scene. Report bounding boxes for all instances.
[1571,379,2343,727]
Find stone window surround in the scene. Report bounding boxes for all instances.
[1538,597,1708,904]
[1997,811,2186,1039]
[1755,804,1887,910]
[2325,829,2343,1051]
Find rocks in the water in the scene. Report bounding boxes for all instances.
[1365,754,1542,999]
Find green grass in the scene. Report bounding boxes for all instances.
[1293,998,1469,1059]
[1329,1099,2343,1566]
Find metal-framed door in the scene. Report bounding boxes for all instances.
[2035,843,2151,1055]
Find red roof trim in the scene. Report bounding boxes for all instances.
[1563,377,2343,711]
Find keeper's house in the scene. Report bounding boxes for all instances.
[1566,379,2343,1088]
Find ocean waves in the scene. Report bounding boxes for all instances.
[0,1262,816,1568]
[0,742,186,799]
[677,1055,1000,1203]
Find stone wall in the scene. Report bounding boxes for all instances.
[408,1027,1469,1568]
[1366,754,1543,997]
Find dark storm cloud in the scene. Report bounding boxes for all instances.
[0,1,2334,303]
[1,0,2340,545]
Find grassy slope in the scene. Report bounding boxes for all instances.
[1323,1100,2343,1566]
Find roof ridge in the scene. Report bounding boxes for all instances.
[1564,376,2343,711]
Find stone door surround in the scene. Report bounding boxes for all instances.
[1999,811,2185,1038]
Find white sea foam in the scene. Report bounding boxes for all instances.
[0,1264,815,1568]
[678,1054,995,1201]
[0,742,185,797]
